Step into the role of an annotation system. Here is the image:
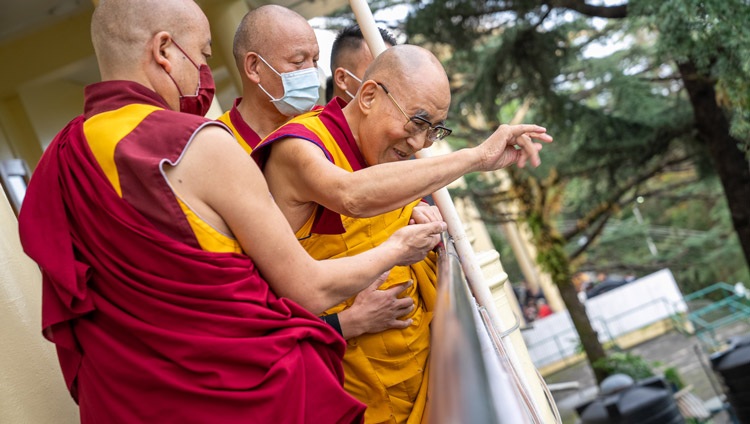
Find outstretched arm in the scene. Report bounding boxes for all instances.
[165,126,446,314]
[264,124,552,220]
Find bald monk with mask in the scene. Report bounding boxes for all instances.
[218,5,320,151]
[17,1,445,422]
[253,44,553,423]
[222,5,420,341]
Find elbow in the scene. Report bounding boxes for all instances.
[339,193,370,218]
[287,284,340,315]
[285,295,329,316]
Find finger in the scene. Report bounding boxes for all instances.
[527,132,553,143]
[515,134,532,168]
[517,141,543,168]
[528,143,543,167]
[385,279,413,295]
[426,206,441,222]
[507,124,547,137]
[389,318,413,329]
[427,221,447,234]
[517,148,528,169]
[368,272,390,290]
[395,303,415,318]
[393,297,414,309]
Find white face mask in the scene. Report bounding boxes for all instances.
[257,54,320,116]
[342,68,363,101]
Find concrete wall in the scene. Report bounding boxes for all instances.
[0,189,79,423]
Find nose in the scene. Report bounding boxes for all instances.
[406,132,431,151]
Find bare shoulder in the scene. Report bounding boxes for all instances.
[169,122,267,205]
[188,124,242,160]
[267,136,330,168]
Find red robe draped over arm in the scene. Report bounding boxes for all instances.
[18,116,364,423]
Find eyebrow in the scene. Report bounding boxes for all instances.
[413,109,431,120]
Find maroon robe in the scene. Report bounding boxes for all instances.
[18,81,365,423]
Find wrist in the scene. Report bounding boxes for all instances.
[338,307,363,339]
[379,237,404,268]
[464,146,484,173]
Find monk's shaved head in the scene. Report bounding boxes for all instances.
[363,44,450,100]
[233,5,311,67]
[92,0,207,74]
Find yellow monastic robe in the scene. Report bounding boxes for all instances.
[258,101,437,423]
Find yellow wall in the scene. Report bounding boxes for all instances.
[0,187,79,423]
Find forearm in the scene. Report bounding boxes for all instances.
[303,243,402,314]
[338,148,480,217]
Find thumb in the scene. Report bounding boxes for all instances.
[369,271,390,290]
[428,221,448,234]
[386,279,413,295]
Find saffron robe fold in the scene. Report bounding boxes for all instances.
[256,98,437,424]
[18,82,364,423]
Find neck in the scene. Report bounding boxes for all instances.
[237,89,290,139]
[342,103,364,158]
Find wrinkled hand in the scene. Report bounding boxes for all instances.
[409,202,442,225]
[339,273,415,339]
[386,221,445,266]
[476,124,553,171]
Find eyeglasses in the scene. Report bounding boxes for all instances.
[376,82,452,143]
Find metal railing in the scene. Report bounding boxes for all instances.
[429,233,550,423]
[683,282,750,350]
[429,233,502,423]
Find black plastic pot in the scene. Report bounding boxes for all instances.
[711,334,750,424]
[575,375,684,424]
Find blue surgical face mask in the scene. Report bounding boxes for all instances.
[256,55,320,116]
[342,68,363,101]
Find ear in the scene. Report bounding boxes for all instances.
[357,80,378,115]
[153,31,172,72]
[245,52,261,83]
[333,67,348,91]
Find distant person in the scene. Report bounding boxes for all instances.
[524,298,538,322]
[253,44,553,422]
[327,24,396,103]
[536,298,552,319]
[17,1,445,421]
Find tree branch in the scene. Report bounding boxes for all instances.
[569,213,613,260]
[547,0,629,19]
[562,154,693,241]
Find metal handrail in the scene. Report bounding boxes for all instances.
[429,232,504,423]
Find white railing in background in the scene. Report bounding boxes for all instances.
[523,269,688,368]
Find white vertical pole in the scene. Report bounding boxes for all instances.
[348,1,551,422]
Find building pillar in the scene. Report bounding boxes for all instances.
[0,95,43,170]
[202,0,249,95]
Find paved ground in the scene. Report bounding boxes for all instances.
[544,321,750,424]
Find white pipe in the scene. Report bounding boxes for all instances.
[348,1,546,422]
[348,0,387,56]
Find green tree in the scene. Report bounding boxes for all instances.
[401,0,750,383]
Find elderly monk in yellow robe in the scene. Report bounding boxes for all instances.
[252,45,553,423]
